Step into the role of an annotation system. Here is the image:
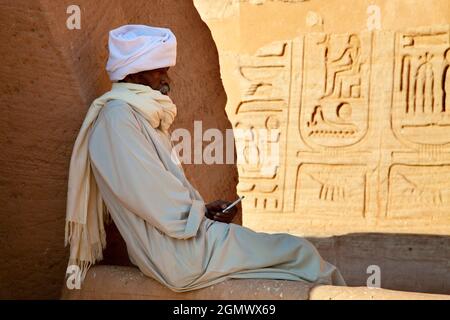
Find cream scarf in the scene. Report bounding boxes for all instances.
[65,82,177,282]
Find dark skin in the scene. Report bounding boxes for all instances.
[121,67,172,95]
[122,68,238,224]
[204,200,238,224]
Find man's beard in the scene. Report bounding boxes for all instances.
[159,83,170,95]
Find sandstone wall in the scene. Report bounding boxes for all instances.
[193,0,450,236]
[1,0,449,299]
[0,0,237,299]
[193,0,450,294]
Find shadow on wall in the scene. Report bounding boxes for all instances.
[0,0,237,299]
[307,233,450,295]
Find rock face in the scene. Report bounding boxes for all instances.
[0,0,237,299]
[193,0,450,294]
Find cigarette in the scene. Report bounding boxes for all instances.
[222,196,245,213]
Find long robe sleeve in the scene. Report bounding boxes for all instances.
[88,102,206,240]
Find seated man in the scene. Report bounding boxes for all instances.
[65,24,346,292]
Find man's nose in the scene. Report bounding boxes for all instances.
[163,73,171,84]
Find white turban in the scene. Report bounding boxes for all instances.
[106,24,177,81]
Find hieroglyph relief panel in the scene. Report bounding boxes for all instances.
[295,31,376,222]
[230,26,450,234]
[296,164,367,218]
[387,25,450,223]
[234,41,291,212]
[393,25,450,151]
[300,32,373,149]
[387,164,450,219]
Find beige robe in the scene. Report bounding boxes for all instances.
[88,99,346,292]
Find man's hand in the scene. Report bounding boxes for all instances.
[205,200,238,224]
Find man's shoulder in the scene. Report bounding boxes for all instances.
[99,99,139,124]
[93,99,140,134]
[90,100,140,147]
[102,99,133,117]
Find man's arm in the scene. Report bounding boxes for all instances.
[88,102,205,239]
[205,200,238,224]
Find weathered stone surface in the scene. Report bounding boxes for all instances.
[192,0,450,236]
[307,233,450,295]
[0,0,237,299]
[309,285,450,300]
[192,0,450,296]
[61,265,450,300]
[61,266,313,300]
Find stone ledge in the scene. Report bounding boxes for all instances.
[309,286,450,300]
[61,265,313,300]
[60,265,450,300]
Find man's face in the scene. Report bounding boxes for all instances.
[140,67,171,95]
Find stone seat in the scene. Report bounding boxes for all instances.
[60,265,450,300]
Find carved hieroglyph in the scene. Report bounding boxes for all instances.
[393,25,450,150]
[233,41,291,212]
[194,0,450,236]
